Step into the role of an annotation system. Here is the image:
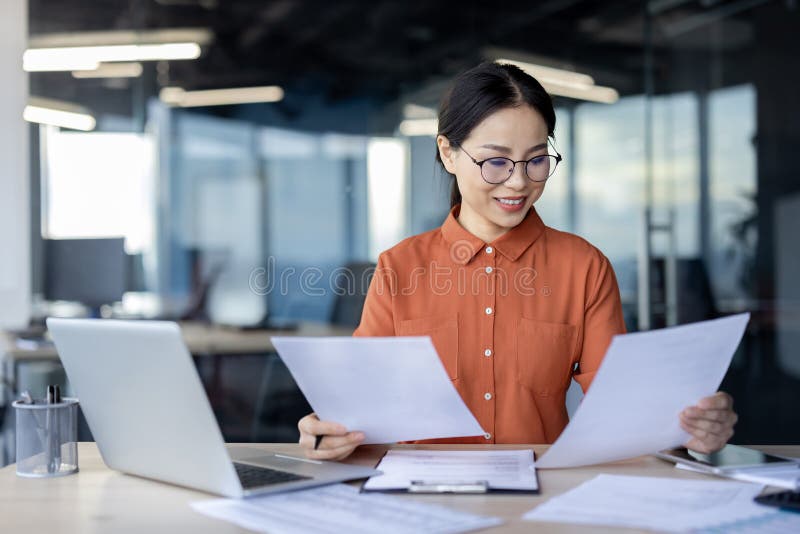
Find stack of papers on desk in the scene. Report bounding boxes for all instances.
[363,449,538,493]
[191,483,503,534]
[524,474,771,532]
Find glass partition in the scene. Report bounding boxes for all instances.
[25,0,800,444]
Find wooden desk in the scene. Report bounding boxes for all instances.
[1,443,796,533]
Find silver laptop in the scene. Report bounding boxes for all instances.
[47,318,378,498]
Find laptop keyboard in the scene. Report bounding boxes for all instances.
[233,462,312,489]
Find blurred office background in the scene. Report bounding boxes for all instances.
[1,0,798,461]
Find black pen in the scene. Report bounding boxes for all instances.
[53,385,62,471]
[314,435,324,450]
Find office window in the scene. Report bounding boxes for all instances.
[535,107,571,231]
[575,96,645,263]
[407,135,450,236]
[173,113,264,324]
[42,129,155,254]
[368,138,408,260]
[652,92,700,258]
[260,127,369,320]
[708,84,757,301]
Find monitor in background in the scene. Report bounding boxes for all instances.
[44,238,126,316]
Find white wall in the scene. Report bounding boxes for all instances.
[0,1,30,329]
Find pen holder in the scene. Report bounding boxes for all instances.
[13,398,79,478]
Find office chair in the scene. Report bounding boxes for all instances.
[329,261,376,327]
[250,261,376,442]
[650,257,719,327]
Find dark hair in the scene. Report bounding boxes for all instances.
[436,62,556,208]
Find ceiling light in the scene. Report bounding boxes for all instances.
[72,62,143,79]
[28,28,213,48]
[403,103,437,119]
[159,86,285,107]
[159,87,186,105]
[496,58,595,87]
[23,97,96,131]
[538,81,619,104]
[495,57,619,103]
[25,59,100,72]
[23,43,201,72]
[399,119,438,137]
[486,48,619,104]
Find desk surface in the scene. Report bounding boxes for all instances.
[1,443,797,533]
[1,320,354,361]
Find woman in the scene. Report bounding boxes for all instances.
[298,62,737,460]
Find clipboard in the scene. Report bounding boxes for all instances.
[360,449,540,495]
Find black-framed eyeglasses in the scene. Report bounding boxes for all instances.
[457,143,562,184]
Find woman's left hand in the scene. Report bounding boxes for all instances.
[680,391,737,454]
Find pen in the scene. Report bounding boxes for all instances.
[53,385,62,471]
[314,435,324,450]
[46,385,55,473]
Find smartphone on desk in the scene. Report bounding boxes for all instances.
[656,444,799,474]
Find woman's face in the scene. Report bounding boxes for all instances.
[438,105,550,241]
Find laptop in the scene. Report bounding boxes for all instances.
[47,318,379,498]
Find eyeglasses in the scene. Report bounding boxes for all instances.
[457,144,562,184]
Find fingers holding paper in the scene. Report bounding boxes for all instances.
[680,392,737,454]
[298,413,364,461]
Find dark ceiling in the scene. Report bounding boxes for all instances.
[26,0,793,130]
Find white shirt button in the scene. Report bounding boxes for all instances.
[485,246,493,254]
[484,349,492,357]
[484,432,492,440]
[485,307,492,315]
[484,392,492,400]
[485,266,493,274]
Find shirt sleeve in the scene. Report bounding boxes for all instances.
[573,253,627,393]
[353,253,395,337]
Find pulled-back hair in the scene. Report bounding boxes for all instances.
[436,62,556,208]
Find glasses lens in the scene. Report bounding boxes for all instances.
[526,155,555,181]
[482,158,513,183]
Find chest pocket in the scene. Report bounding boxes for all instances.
[516,317,578,396]
[397,314,459,380]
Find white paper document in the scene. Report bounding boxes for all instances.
[271,336,485,444]
[191,483,503,534]
[523,474,769,532]
[536,313,750,468]
[363,449,538,492]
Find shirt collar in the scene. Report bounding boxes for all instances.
[440,204,546,264]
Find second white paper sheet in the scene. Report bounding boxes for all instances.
[536,313,750,468]
[523,474,767,532]
[271,336,485,444]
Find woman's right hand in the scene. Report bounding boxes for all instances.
[297,413,365,461]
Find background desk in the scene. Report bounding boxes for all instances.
[1,443,796,533]
[1,320,353,362]
[1,322,353,461]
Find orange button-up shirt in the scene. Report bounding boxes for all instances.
[353,204,626,444]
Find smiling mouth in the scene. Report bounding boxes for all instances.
[494,196,526,206]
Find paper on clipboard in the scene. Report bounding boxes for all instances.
[363,449,538,493]
[271,336,485,444]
